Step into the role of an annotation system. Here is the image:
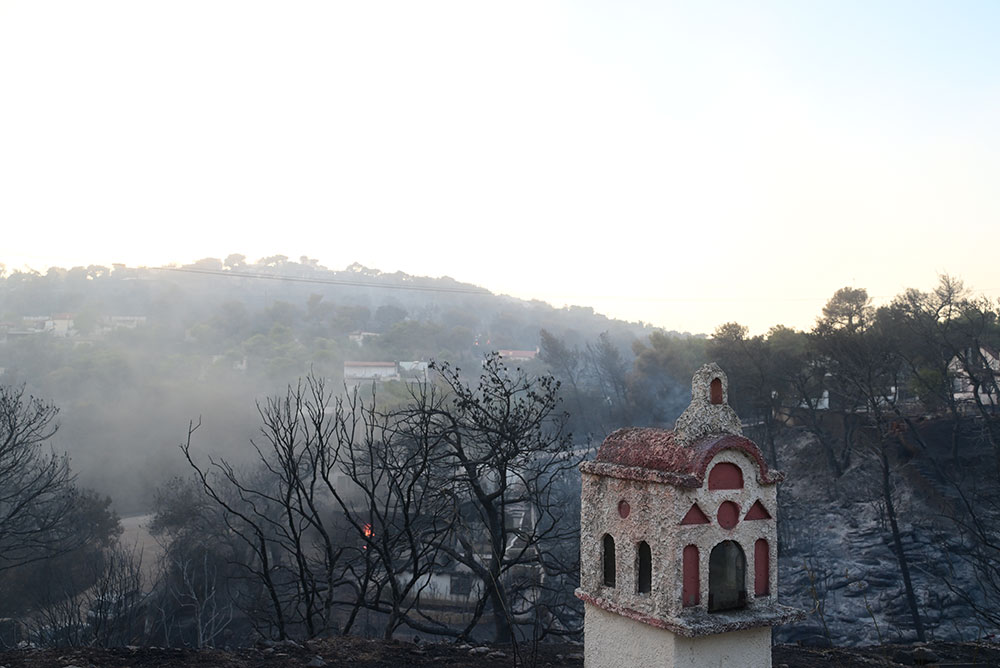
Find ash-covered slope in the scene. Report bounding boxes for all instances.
[774,423,993,646]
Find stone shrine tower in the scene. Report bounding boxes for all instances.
[577,364,801,668]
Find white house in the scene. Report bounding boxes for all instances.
[343,361,399,387]
[949,346,1000,408]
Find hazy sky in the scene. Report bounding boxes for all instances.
[2,1,998,334]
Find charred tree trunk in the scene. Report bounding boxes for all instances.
[880,448,925,642]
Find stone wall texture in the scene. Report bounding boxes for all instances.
[579,447,782,624]
[674,363,743,446]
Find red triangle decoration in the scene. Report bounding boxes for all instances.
[745,500,772,521]
[680,503,710,525]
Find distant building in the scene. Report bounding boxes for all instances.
[344,361,431,387]
[950,346,1000,408]
[402,568,482,607]
[348,331,381,347]
[103,315,147,330]
[398,360,429,384]
[800,389,830,411]
[47,314,75,338]
[343,361,399,387]
[5,318,47,340]
[210,354,248,373]
[497,349,538,361]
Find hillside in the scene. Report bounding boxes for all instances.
[0,262,998,653]
[774,419,1000,646]
[0,257,677,513]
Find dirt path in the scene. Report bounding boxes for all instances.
[119,513,162,583]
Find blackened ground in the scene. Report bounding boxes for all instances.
[0,639,997,667]
[772,641,1000,667]
[0,637,579,668]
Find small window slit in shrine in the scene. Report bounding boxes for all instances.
[637,541,652,594]
[710,377,723,404]
[603,534,616,587]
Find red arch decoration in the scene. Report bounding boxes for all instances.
[710,378,723,404]
[755,538,770,596]
[708,462,743,490]
[683,545,700,607]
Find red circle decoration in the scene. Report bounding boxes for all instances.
[618,499,631,519]
[717,501,739,530]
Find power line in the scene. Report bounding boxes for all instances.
[155,266,493,295]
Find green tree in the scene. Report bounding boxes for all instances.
[373,304,407,333]
[630,331,707,425]
[539,329,590,434]
[819,287,873,333]
[709,323,783,465]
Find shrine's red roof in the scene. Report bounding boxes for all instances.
[587,427,782,486]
